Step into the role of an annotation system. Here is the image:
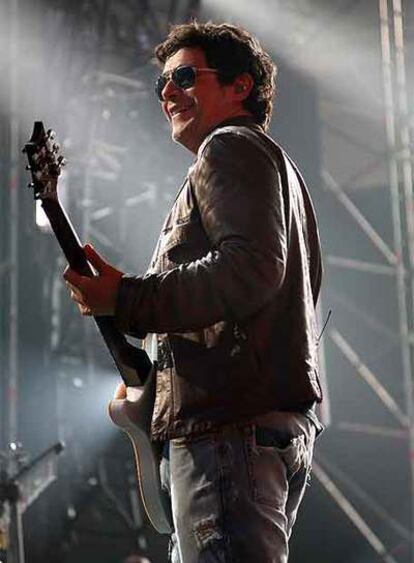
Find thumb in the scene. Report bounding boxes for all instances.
[84,243,109,274]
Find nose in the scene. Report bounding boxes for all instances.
[161,77,180,102]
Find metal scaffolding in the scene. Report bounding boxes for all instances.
[309,1,414,561]
[6,0,20,457]
[379,0,414,557]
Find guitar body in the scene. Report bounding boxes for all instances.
[23,121,172,535]
[108,371,172,534]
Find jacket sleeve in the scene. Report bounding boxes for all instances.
[114,132,288,334]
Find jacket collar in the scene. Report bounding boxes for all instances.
[197,115,263,159]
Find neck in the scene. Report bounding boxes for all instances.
[189,111,254,154]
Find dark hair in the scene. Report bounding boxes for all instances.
[154,22,277,131]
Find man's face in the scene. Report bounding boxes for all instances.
[160,47,247,153]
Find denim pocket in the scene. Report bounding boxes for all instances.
[256,427,309,476]
[246,425,309,507]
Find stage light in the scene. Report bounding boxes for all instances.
[35,169,68,233]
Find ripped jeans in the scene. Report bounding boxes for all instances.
[159,412,316,563]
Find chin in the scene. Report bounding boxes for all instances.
[171,123,193,150]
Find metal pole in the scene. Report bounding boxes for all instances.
[392,0,414,279]
[378,1,414,557]
[313,460,404,563]
[325,255,398,275]
[7,504,24,563]
[322,169,397,265]
[330,329,409,427]
[391,8,414,554]
[8,0,20,451]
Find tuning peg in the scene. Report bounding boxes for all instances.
[25,165,31,171]
[27,182,34,189]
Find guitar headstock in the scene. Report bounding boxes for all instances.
[23,121,66,200]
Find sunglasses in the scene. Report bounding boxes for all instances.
[155,65,218,101]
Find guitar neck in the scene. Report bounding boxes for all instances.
[41,198,152,386]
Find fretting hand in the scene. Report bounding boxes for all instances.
[63,244,124,316]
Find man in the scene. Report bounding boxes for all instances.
[64,22,323,563]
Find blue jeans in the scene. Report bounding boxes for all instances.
[160,412,316,563]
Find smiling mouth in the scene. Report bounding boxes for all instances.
[170,105,194,118]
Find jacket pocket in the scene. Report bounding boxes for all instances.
[159,217,191,256]
[159,217,210,266]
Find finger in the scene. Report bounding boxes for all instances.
[113,382,127,399]
[71,290,85,306]
[79,304,92,316]
[63,268,85,289]
[65,281,85,303]
[84,244,108,274]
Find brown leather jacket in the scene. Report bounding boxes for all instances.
[115,117,323,440]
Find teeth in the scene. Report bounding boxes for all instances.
[171,106,192,116]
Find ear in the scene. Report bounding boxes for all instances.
[233,73,254,101]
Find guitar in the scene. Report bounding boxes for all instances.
[23,121,172,534]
